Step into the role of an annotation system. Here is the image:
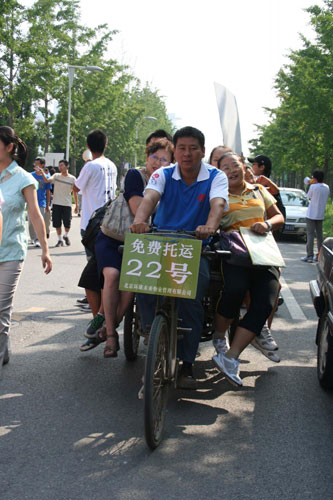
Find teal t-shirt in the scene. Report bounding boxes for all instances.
[0,161,38,263]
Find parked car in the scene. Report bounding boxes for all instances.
[309,237,333,389]
[279,188,308,240]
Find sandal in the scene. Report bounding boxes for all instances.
[104,332,120,358]
[80,327,106,352]
[80,338,101,352]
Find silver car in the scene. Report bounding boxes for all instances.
[279,187,309,240]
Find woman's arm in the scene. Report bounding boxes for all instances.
[128,195,144,216]
[256,175,280,195]
[0,210,2,245]
[251,204,284,235]
[23,185,52,274]
[130,189,161,233]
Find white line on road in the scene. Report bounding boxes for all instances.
[280,276,307,320]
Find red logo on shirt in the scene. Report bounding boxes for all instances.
[197,193,206,202]
[152,173,159,178]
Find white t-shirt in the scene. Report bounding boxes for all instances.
[75,156,117,230]
[306,182,330,220]
[49,173,76,207]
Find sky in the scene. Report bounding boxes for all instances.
[77,0,321,157]
[24,0,323,157]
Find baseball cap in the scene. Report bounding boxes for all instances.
[247,155,272,169]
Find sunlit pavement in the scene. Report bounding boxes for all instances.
[1,220,332,500]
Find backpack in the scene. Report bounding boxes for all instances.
[81,199,112,254]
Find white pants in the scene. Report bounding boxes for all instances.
[0,260,23,376]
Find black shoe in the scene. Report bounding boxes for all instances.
[47,233,49,239]
[55,240,64,247]
[177,364,197,390]
[63,235,71,246]
[77,296,89,304]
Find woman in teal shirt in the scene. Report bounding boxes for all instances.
[0,188,3,244]
[0,126,52,375]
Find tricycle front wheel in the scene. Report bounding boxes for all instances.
[144,314,170,449]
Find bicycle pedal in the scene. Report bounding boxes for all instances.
[176,327,192,334]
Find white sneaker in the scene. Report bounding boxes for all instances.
[34,239,41,247]
[213,337,230,354]
[213,352,242,387]
[251,339,281,363]
[254,326,278,351]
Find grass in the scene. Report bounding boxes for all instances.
[323,199,333,237]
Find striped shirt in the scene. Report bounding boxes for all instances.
[220,183,275,232]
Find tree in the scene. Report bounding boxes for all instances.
[249,0,333,190]
[0,0,36,153]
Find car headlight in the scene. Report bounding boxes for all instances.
[298,218,306,223]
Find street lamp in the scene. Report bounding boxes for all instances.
[134,116,158,168]
[66,64,103,162]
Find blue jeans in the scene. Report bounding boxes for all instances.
[136,256,210,364]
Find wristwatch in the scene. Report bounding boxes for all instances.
[266,221,273,232]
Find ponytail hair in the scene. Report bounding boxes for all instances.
[0,126,28,167]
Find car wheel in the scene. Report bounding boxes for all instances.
[317,309,333,389]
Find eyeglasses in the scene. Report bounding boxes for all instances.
[149,154,169,165]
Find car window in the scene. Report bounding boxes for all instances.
[280,191,309,207]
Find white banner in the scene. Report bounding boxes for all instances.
[214,82,242,154]
[45,153,64,167]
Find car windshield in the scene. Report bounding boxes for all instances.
[280,191,309,207]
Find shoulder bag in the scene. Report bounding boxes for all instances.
[100,169,148,242]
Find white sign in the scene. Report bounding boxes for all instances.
[45,153,64,167]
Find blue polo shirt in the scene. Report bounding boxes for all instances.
[148,162,228,231]
[32,171,51,208]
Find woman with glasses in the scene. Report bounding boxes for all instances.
[90,138,173,357]
[212,153,284,386]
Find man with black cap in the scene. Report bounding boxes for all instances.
[248,155,286,220]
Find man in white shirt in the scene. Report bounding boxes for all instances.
[74,129,118,257]
[301,170,330,263]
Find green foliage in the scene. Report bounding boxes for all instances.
[0,0,173,175]
[323,199,333,237]
[249,0,333,192]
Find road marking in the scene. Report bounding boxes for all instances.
[12,307,46,322]
[280,277,307,320]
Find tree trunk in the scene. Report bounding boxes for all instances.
[44,96,49,153]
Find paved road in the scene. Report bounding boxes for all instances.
[1,218,332,500]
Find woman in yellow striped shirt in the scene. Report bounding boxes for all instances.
[212,153,284,386]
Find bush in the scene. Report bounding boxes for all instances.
[323,200,333,238]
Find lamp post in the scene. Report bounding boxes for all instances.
[66,65,103,162]
[134,116,157,168]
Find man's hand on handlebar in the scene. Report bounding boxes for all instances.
[195,225,216,240]
[130,222,150,234]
